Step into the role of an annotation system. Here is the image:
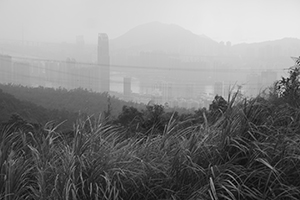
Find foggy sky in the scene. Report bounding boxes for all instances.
[0,0,299,44]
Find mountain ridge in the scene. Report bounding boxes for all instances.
[110,21,300,56]
[110,21,219,55]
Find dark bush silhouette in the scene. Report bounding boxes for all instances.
[209,95,228,123]
[275,60,300,108]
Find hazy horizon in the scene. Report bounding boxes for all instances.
[1,0,300,44]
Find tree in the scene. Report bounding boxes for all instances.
[275,56,300,108]
[117,105,142,126]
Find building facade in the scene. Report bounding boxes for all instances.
[97,33,110,93]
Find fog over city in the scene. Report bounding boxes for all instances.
[1,0,300,108]
[3,1,300,198]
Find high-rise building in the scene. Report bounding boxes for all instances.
[98,33,110,93]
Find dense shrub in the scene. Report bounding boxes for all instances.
[273,58,300,108]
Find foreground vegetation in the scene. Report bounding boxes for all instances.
[1,61,300,199]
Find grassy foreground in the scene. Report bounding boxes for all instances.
[1,92,300,200]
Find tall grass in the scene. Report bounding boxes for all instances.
[1,93,300,199]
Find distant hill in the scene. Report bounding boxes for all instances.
[0,88,77,130]
[110,22,300,59]
[0,84,145,118]
[231,38,300,58]
[110,21,219,55]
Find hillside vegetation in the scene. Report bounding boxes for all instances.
[0,89,78,130]
[0,85,145,117]
[1,60,300,199]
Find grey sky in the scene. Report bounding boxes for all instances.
[0,0,299,44]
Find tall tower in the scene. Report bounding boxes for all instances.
[97,33,110,93]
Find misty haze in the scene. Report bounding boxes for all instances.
[1,0,300,109]
[1,0,300,199]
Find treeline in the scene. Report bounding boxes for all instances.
[0,84,193,133]
[112,95,228,138]
[0,89,79,130]
[0,84,146,117]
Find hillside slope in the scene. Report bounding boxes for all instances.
[0,88,77,130]
[0,84,145,117]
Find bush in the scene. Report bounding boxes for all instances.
[274,56,300,108]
